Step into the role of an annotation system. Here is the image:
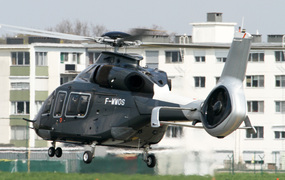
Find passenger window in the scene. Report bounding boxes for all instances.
[66,93,91,117]
[53,91,67,117]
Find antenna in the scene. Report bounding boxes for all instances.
[241,17,245,31]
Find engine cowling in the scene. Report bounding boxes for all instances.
[92,65,154,93]
[201,78,247,138]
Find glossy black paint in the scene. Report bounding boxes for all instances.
[33,51,187,148]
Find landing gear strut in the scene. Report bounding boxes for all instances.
[48,141,62,158]
[143,146,156,168]
[83,142,96,164]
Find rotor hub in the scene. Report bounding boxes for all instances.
[213,101,222,115]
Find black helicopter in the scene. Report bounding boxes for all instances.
[1,24,256,168]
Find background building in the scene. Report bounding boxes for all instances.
[0,12,285,174]
[0,40,87,147]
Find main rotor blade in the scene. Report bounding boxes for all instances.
[126,28,167,41]
[0,24,96,41]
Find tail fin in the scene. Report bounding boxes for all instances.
[220,32,252,82]
[200,32,253,137]
[151,32,254,138]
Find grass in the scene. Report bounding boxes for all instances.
[0,172,284,180]
[0,172,211,180]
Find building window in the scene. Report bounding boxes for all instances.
[145,51,159,68]
[275,131,285,139]
[53,91,67,117]
[66,93,91,118]
[11,101,30,115]
[11,126,27,140]
[195,56,206,62]
[88,52,101,65]
[246,126,263,139]
[60,75,76,85]
[194,76,205,88]
[246,75,264,87]
[216,57,226,62]
[275,51,285,62]
[72,53,81,64]
[275,101,285,113]
[60,52,69,63]
[248,52,264,62]
[165,51,183,63]
[194,51,206,62]
[243,151,264,164]
[165,126,183,138]
[215,51,227,62]
[11,52,30,65]
[244,160,264,164]
[247,101,264,113]
[11,82,29,90]
[36,52,47,66]
[275,75,285,87]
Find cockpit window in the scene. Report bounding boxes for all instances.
[42,91,55,115]
[42,95,53,114]
[65,93,91,118]
[53,91,67,117]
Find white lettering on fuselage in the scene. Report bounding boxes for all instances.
[104,98,125,106]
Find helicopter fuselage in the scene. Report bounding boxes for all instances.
[33,51,187,148]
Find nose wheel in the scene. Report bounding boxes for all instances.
[48,141,62,158]
[83,151,93,164]
[83,142,96,164]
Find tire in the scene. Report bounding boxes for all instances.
[83,151,93,164]
[55,147,62,158]
[146,154,156,168]
[48,147,55,157]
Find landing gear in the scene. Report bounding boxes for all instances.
[55,147,62,157]
[83,151,93,164]
[48,141,62,158]
[143,146,156,168]
[146,154,156,168]
[83,142,96,164]
[48,147,55,157]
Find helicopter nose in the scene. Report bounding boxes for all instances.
[33,114,41,130]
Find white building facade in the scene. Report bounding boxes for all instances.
[137,13,285,174]
[0,12,284,174]
[0,43,87,147]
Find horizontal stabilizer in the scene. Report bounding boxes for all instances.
[159,122,204,129]
[238,116,256,134]
[151,106,196,127]
[159,116,256,133]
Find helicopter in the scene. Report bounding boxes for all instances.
[1,24,256,168]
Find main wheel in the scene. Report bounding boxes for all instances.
[48,147,55,157]
[146,154,156,168]
[83,151,93,164]
[55,147,62,158]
